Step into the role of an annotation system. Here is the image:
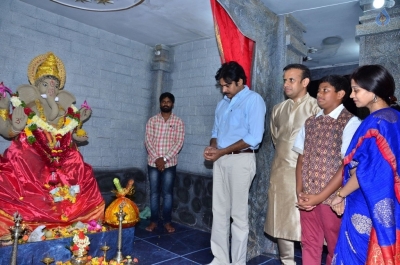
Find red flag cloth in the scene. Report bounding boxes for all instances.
[210,0,255,88]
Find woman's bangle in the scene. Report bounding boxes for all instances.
[336,190,346,198]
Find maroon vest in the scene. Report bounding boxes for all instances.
[302,108,354,204]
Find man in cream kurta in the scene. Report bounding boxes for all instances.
[264,64,320,265]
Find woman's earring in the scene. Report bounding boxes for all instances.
[373,95,378,103]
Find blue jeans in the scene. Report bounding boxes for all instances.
[148,165,176,223]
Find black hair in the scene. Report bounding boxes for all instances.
[320,75,351,102]
[159,92,175,103]
[283,64,311,81]
[215,61,247,85]
[351,65,396,106]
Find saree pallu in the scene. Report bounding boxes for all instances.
[333,108,400,265]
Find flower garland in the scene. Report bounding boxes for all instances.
[10,94,81,196]
[10,95,80,144]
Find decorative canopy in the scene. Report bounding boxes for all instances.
[51,0,144,12]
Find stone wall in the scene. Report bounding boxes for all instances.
[172,171,213,231]
[357,1,400,96]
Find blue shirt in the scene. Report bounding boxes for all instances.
[211,86,266,149]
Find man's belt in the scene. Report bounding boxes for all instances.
[228,148,257,155]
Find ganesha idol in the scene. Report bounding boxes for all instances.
[0,52,104,238]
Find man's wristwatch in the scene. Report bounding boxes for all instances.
[163,157,167,162]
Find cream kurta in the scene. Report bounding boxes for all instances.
[264,93,320,241]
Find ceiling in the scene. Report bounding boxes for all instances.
[261,0,362,69]
[20,0,364,69]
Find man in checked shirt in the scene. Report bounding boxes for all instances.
[144,92,185,233]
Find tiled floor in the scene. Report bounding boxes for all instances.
[133,220,310,265]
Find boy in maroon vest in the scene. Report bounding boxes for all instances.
[292,75,361,265]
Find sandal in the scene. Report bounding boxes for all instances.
[164,223,175,233]
[145,222,157,232]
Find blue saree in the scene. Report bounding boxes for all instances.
[333,108,400,265]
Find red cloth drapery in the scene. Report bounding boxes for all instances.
[210,0,255,88]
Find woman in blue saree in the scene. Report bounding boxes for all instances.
[330,65,400,264]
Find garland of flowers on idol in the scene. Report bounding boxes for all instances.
[10,94,81,196]
[10,95,80,141]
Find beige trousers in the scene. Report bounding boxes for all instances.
[277,238,296,265]
[210,153,256,265]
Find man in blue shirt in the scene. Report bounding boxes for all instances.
[204,61,266,265]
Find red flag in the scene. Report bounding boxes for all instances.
[210,0,255,88]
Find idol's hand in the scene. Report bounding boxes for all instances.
[79,108,92,123]
[11,106,28,132]
[73,133,89,142]
[0,93,9,109]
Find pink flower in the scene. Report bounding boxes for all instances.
[81,100,91,110]
[87,220,102,232]
[0,82,12,98]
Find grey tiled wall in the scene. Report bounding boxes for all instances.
[170,39,221,175]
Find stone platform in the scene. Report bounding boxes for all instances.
[0,227,135,265]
